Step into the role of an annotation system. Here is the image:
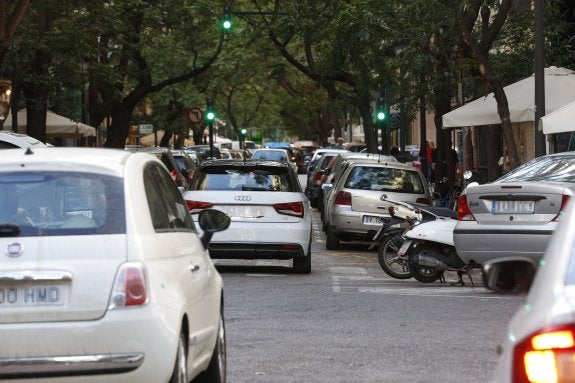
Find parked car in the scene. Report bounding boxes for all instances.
[321,152,400,232]
[306,148,348,179]
[251,148,298,173]
[305,152,340,208]
[483,197,575,383]
[183,159,312,273]
[0,130,47,149]
[323,160,432,250]
[0,147,230,382]
[454,151,575,267]
[125,146,189,191]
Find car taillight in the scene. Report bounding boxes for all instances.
[513,324,575,383]
[457,195,476,221]
[553,194,571,222]
[334,191,351,206]
[109,263,147,309]
[274,202,304,218]
[186,200,213,214]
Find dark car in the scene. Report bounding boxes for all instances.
[125,147,189,190]
[185,145,222,162]
[171,149,199,185]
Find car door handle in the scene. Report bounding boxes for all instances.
[189,264,200,273]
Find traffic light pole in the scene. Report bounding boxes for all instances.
[209,121,214,159]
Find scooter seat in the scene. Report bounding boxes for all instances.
[411,203,458,220]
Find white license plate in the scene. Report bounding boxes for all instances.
[363,216,385,225]
[221,206,265,219]
[0,285,67,307]
[491,200,535,214]
[397,240,412,256]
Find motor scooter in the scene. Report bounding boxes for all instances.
[397,208,475,285]
[372,198,457,280]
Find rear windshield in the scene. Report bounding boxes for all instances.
[0,171,126,236]
[344,165,425,194]
[195,167,294,192]
[496,154,575,183]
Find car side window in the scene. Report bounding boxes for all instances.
[144,163,196,232]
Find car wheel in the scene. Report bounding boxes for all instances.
[326,227,340,250]
[194,311,226,383]
[293,241,312,274]
[169,332,187,383]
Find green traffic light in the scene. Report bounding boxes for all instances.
[222,19,232,30]
[377,111,386,121]
[206,111,215,121]
[240,128,247,135]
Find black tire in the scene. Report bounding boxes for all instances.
[409,247,443,283]
[326,227,339,250]
[169,332,187,383]
[377,235,412,279]
[293,241,312,274]
[194,312,226,383]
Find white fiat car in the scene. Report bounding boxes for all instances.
[184,159,312,273]
[0,147,229,383]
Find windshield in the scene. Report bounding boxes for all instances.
[496,154,575,183]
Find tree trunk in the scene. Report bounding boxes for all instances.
[104,105,133,148]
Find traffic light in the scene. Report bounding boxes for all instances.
[222,6,232,32]
[376,96,386,122]
[376,109,386,121]
[205,102,215,122]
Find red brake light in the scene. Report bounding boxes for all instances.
[553,194,571,222]
[186,200,213,214]
[334,191,351,206]
[109,263,147,309]
[274,202,304,218]
[457,195,476,221]
[513,324,575,383]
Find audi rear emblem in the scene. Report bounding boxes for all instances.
[234,195,252,202]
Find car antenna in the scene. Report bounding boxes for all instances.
[25,148,33,155]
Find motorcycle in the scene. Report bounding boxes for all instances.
[372,198,458,280]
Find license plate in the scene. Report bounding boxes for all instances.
[491,200,535,214]
[363,216,385,225]
[397,240,412,256]
[221,206,265,219]
[0,285,67,307]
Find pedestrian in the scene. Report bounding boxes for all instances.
[334,137,345,149]
[426,141,436,183]
[498,148,511,174]
[390,146,400,161]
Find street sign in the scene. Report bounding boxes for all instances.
[139,124,153,134]
[186,107,204,125]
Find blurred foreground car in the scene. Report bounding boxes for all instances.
[183,159,312,273]
[483,198,575,383]
[0,147,230,383]
[0,130,47,149]
[455,151,575,267]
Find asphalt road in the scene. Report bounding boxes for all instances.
[216,185,525,382]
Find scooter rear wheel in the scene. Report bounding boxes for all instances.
[378,235,412,279]
[409,246,443,283]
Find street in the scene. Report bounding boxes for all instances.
[216,178,525,382]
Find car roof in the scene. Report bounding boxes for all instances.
[0,147,155,176]
[0,130,47,149]
[199,159,291,169]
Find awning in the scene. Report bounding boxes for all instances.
[540,100,575,135]
[3,109,96,137]
[442,66,575,128]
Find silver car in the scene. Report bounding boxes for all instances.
[323,161,432,250]
[454,152,575,266]
[483,197,575,382]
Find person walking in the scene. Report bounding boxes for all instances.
[334,137,345,149]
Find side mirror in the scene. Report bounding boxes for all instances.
[481,258,537,295]
[198,209,231,248]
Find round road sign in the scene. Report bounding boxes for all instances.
[186,107,204,125]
